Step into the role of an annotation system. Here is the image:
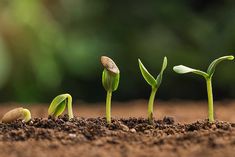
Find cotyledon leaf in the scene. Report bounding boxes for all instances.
[138,59,157,87]
[52,100,66,118]
[101,56,120,92]
[48,94,71,118]
[207,55,234,78]
[173,65,208,78]
[156,57,167,88]
[102,68,120,92]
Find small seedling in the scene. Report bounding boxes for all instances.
[101,56,120,124]
[48,93,74,120]
[138,57,167,123]
[1,107,31,123]
[173,55,234,122]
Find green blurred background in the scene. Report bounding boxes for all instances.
[0,0,234,103]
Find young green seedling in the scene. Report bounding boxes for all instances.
[1,107,31,123]
[48,93,74,120]
[101,56,120,124]
[138,57,167,123]
[173,55,234,122]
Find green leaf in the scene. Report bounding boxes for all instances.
[53,100,66,118]
[101,56,120,92]
[22,108,31,122]
[48,94,69,118]
[173,65,208,78]
[112,73,120,91]
[138,59,157,87]
[156,57,167,88]
[207,55,234,78]
[102,69,120,92]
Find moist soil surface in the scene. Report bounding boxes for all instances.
[0,101,235,157]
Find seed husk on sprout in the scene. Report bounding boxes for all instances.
[101,56,120,124]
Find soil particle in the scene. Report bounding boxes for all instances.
[129,128,136,133]
[231,123,235,127]
[163,116,175,125]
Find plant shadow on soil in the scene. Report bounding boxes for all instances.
[0,115,235,157]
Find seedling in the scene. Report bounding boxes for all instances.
[1,107,31,123]
[48,93,74,120]
[138,57,167,123]
[101,56,120,124]
[173,55,234,122]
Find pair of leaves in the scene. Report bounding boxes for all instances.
[173,55,234,79]
[138,57,167,89]
[48,93,73,119]
[102,69,120,92]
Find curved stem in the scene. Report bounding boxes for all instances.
[22,108,31,122]
[206,78,214,122]
[148,87,157,123]
[67,94,74,119]
[106,91,112,124]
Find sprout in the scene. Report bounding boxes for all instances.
[1,107,31,123]
[101,56,120,124]
[138,57,167,123]
[173,55,234,122]
[48,93,74,120]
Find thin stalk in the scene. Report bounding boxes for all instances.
[148,87,157,123]
[106,90,112,124]
[67,95,74,119]
[206,78,214,122]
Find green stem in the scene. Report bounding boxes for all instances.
[206,78,214,122]
[67,94,74,119]
[106,90,112,124]
[148,87,157,123]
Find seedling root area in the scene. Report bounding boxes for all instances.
[0,101,235,157]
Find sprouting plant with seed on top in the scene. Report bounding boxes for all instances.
[138,57,167,123]
[1,107,31,123]
[101,56,120,124]
[48,93,74,120]
[173,55,234,122]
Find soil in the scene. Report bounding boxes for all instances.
[0,100,235,157]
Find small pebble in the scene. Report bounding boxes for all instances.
[211,124,217,129]
[29,121,34,126]
[68,133,76,138]
[163,117,174,125]
[130,128,136,133]
[120,124,129,132]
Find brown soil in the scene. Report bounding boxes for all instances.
[0,100,235,157]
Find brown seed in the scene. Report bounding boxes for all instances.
[1,107,24,123]
[101,56,120,74]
